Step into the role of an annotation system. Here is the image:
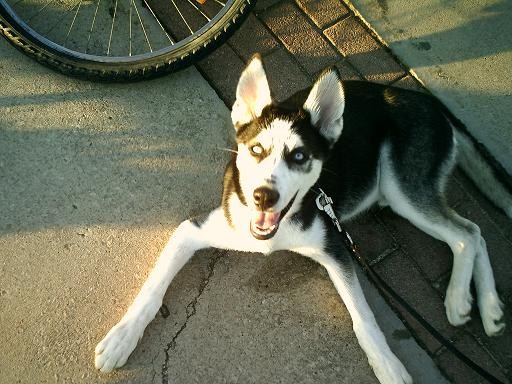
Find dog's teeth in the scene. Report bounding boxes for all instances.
[255,224,276,235]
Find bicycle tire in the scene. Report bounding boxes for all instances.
[0,0,254,81]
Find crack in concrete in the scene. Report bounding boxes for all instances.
[160,250,225,384]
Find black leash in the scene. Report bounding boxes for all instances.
[315,188,505,384]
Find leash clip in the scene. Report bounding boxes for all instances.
[315,188,356,252]
[315,188,342,232]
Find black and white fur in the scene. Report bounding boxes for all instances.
[95,55,509,383]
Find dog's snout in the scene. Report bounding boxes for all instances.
[253,187,280,210]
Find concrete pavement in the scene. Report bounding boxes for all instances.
[0,38,231,383]
[0,31,446,384]
[345,0,512,176]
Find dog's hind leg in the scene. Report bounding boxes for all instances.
[381,177,504,334]
[95,217,211,372]
[382,166,474,325]
[300,247,412,384]
[473,236,505,336]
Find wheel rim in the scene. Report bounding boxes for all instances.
[0,0,237,63]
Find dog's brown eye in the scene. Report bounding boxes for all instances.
[250,144,264,156]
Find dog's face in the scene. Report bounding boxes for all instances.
[231,55,346,240]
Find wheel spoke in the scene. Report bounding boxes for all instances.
[132,0,152,52]
[106,0,118,55]
[42,1,81,38]
[64,0,84,47]
[85,0,102,54]
[129,0,132,56]
[27,0,57,23]
[142,0,174,44]
[12,0,27,7]
[185,0,211,22]
[170,0,193,35]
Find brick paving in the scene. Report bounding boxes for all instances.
[195,0,512,382]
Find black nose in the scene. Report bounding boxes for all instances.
[253,187,280,210]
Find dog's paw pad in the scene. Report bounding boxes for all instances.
[445,287,473,326]
[95,321,141,372]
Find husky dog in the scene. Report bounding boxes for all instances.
[95,55,509,383]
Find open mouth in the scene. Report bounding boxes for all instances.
[250,193,297,240]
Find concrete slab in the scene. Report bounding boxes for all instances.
[0,38,446,384]
[0,39,233,383]
[343,0,512,175]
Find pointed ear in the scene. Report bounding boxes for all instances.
[303,68,345,143]
[231,55,272,129]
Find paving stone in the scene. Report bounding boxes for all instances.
[324,16,405,83]
[452,169,512,240]
[197,44,246,106]
[334,60,363,81]
[374,250,458,353]
[346,211,398,265]
[376,207,453,283]
[394,298,448,356]
[349,48,405,84]
[435,333,510,384]
[323,16,380,57]
[310,59,362,82]
[392,74,428,93]
[229,14,279,60]
[444,168,470,207]
[262,1,339,75]
[294,0,349,29]
[254,0,283,13]
[260,48,311,102]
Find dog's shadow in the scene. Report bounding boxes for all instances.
[245,251,326,294]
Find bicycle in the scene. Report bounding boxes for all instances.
[0,0,254,81]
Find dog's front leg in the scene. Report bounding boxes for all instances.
[299,247,412,384]
[94,218,209,372]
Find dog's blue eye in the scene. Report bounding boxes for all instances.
[292,149,309,164]
[250,144,264,156]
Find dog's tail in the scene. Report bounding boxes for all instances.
[440,104,512,218]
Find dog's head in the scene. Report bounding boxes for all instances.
[231,55,345,240]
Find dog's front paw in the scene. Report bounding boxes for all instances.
[369,351,412,384]
[479,294,505,336]
[95,320,142,372]
[444,285,473,326]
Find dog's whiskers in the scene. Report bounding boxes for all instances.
[309,186,321,196]
[217,147,238,154]
[322,167,339,176]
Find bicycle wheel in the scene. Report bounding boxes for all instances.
[0,0,254,81]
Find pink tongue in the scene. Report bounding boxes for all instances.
[253,211,280,229]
